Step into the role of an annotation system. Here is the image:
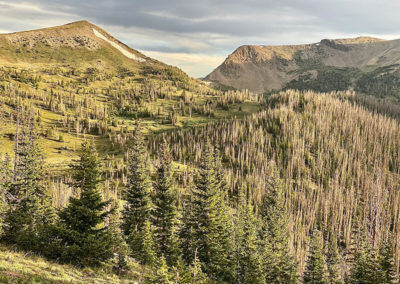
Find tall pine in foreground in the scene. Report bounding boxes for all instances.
[3,115,54,249]
[303,230,328,284]
[261,170,298,283]
[181,142,234,282]
[51,141,114,266]
[326,234,344,284]
[153,140,180,266]
[349,238,378,284]
[122,125,155,264]
[234,186,264,284]
[376,237,397,284]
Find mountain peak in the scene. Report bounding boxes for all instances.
[0,20,147,63]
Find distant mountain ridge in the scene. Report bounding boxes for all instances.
[205,36,400,96]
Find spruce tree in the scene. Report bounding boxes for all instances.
[145,255,173,284]
[3,119,54,249]
[349,239,378,284]
[52,141,114,266]
[122,125,154,263]
[153,140,180,266]
[181,142,234,282]
[0,153,12,237]
[234,186,264,283]
[303,230,328,284]
[326,234,344,284]
[260,171,297,283]
[377,237,397,284]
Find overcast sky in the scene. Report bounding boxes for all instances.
[1,0,400,77]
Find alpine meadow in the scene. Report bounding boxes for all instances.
[1,2,400,283]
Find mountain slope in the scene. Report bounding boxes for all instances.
[0,21,259,170]
[205,37,400,95]
[0,20,148,66]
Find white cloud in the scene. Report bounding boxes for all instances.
[141,50,225,78]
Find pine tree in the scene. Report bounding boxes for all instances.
[349,238,378,284]
[0,153,12,237]
[122,125,153,263]
[108,203,130,275]
[326,234,344,284]
[181,142,234,282]
[3,118,54,249]
[52,141,114,266]
[153,140,180,266]
[303,230,328,284]
[234,186,264,283]
[261,172,298,283]
[145,255,173,284]
[376,237,397,284]
[139,219,157,266]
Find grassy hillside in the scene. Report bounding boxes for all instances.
[0,245,143,283]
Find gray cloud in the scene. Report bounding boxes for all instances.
[1,0,400,77]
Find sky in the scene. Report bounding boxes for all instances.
[1,0,400,78]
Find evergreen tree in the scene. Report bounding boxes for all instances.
[234,186,264,283]
[303,230,328,284]
[0,153,12,237]
[349,239,378,284]
[3,119,54,249]
[377,237,397,284]
[108,203,130,275]
[326,234,344,284]
[145,255,173,284]
[122,125,154,263]
[181,142,234,282]
[51,141,114,266]
[153,140,180,265]
[139,219,157,266]
[261,171,298,283]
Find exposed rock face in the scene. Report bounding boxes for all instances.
[205,37,400,93]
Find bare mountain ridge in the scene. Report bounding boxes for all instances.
[206,36,400,93]
[0,20,147,61]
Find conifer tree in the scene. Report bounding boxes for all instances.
[52,141,114,266]
[145,255,173,284]
[377,237,397,284]
[234,186,264,283]
[0,153,12,236]
[122,125,154,263]
[181,142,234,282]
[303,230,328,284]
[349,239,378,284]
[260,171,298,283]
[326,234,344,284]
[153,140,180,265]
[3,118,54,249]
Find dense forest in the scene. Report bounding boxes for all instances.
[1,88,399,283]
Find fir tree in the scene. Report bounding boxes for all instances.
[326,234,344,284]
[234,186,264,283]
[145,255,173,284]
[261,172,298,283]
[139,219,157,266]
[122,125,153,262]
[52,141,114,266]
[349,239,378,284]
[181,142,234,282]
[153,140,180,265]
[377,237,397,284]
[3,118,54,249]
[303,230,328,284]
